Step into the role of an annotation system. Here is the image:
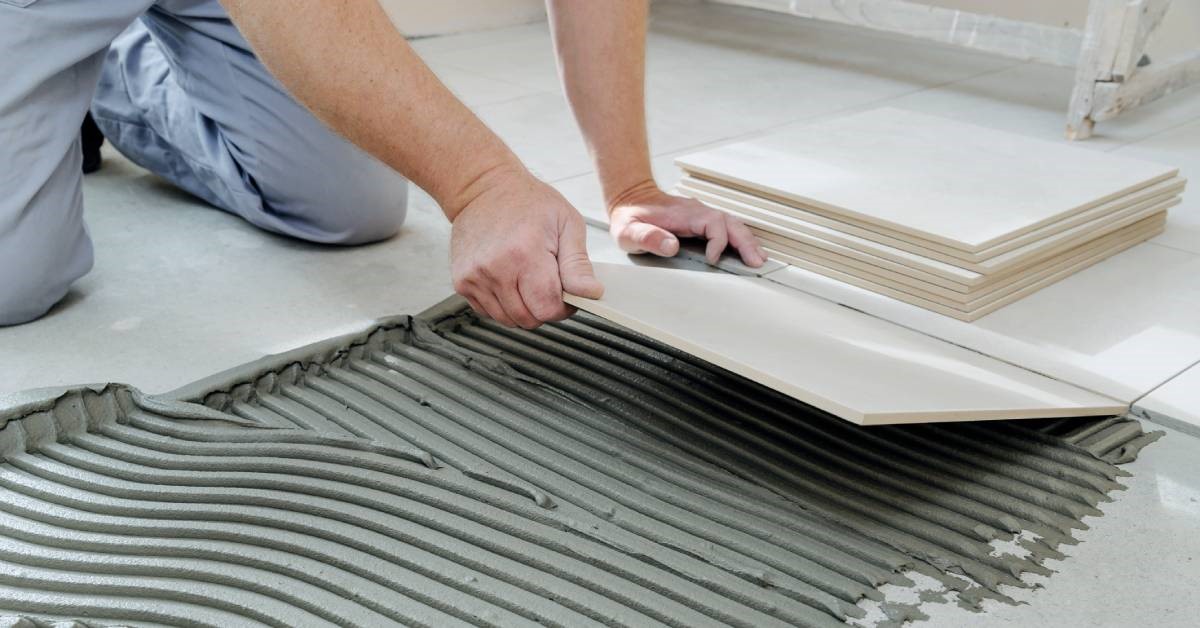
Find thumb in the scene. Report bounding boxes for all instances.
[620,221,680,257]
[558,220,605,300]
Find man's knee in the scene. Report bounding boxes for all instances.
[256,152,411,246]
[0,237,93,327]
[309,175,410,245]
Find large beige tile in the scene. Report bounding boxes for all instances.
[1114,118,1200,255]
[683,177,1181,281]
[1133,363,1200,435]
[677,108,1178,252]
[680,174,1185,265]
[767,216,1164,321]
[761,213,1165,305]
[566,262,1124,425]
[766,242,1200,402]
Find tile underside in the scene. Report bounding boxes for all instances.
[0,302,1159,627]
[568,263,1125,424]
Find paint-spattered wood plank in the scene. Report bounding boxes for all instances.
[675,108,1177,253]
[566,263,1125,425]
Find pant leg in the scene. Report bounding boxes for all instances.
[91,0,410,246]
[0,0,153,326]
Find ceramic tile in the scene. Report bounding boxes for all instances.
[761,213,1165,305]
[1132,363,1200,435]
[426,61,545,108]
[566,262,1124,425]
[1113,117,1200,254]
[472,92,594,182]
[676,108,1178,252]
[425,33,563,91]
[686,179,1180,284]
[0,148,455,395]
[768,216,1164,321]
[766,242,1200,402]
[679,174,1186,265]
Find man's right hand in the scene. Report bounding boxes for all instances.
[450,169,604,329]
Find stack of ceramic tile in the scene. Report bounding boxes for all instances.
[675,108,1185,321]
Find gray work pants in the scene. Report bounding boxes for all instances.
[0,0,410,325]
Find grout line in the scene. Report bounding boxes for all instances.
[1128,356,1200,409]
[1101,103,1200,153]
[1146,240,1200,255]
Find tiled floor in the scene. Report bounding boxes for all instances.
[2,3,1199,623]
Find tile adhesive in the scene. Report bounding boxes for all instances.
[0,298,1161,627]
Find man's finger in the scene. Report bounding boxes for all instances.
[473,288,517,327]
[699,213,729,264]
[559,218,605,299]
[724,214,765,267]
[618,221,680,257]
[495,280,541,329]
[518,254,571,323]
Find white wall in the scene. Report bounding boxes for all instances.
[379,0,546,38]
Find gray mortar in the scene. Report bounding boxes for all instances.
[0,296,1162,627]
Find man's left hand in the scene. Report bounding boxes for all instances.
[607,180,766,267]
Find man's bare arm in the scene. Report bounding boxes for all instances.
[220,0,602,327]
[547,0,764,266]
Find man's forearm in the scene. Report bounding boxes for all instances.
[221,0,525,220]
[548,0,653,209]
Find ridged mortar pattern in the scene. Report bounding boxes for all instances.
[0,305,1159,627]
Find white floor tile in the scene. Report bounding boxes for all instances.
[0,149,454,395]
[767,241,1200,403]
[472,92,594,182]
[886,61,1200,150]
[916,424,1200,628]
[1112,118,1200,254]
[427,61,545,107]
[1134,363,1200,435]
[421,30,563,91]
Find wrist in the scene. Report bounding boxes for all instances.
[442,155,532,222]
[604,177,660,216]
